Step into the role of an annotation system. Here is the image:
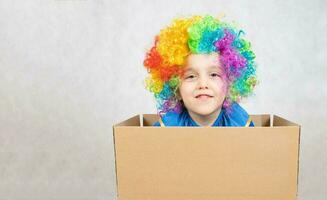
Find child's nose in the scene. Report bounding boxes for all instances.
[197,77,209,89]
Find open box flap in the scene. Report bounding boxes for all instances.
[114,114,300,128]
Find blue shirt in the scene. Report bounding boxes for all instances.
[153,102,254,127]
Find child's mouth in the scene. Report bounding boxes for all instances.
[195,94,213,100]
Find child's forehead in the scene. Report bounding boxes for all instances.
[184,53,222,71]
[184,65,220,71]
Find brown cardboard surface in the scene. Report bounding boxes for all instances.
[113,114,301,200]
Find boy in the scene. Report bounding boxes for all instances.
[143,15,257,127]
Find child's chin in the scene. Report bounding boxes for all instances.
[193,108,219,116]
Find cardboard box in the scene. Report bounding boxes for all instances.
[113,114,301,200]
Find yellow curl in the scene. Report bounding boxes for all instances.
[145,74,164,94]
[157,16,202,66]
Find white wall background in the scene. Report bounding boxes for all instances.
[0,0,326,199]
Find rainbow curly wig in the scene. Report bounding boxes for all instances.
[143,15,258,116]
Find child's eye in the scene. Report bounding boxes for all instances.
[210,73,221,78]
[185,75,196,79]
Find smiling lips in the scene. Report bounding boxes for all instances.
[195,94,213,100]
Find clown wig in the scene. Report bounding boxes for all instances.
[143,15,258,116]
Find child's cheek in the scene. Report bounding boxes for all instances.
[221,82,228,96]
[220,75,228,95]
[179,81,194,97]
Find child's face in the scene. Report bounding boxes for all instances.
[179,53,227,117]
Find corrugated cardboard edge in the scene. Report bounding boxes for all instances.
[273,115,300,126]
[274,115,301,199]
[113,114,143,199]
[296,125,301,199]
[114,114,140,127]
[112,125,119,200]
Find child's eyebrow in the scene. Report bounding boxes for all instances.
[208,66,222,71]
[184,68,194,73]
